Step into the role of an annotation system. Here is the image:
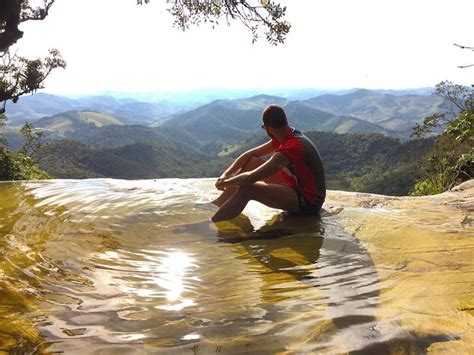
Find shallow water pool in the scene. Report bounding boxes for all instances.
[0,179,472,353]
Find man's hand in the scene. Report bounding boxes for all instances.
[216,172,251,190]
[223,172,251,187]
[215,177,227,191]
[215,151,288,191]
[215,172,233,190]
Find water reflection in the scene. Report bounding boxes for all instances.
[217,213,324,282]
[211,212,383,352]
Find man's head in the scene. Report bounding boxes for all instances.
[262,105,288,129]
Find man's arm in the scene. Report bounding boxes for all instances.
[221,152,289,187]
[218,140,276,180]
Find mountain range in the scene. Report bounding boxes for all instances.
[4,88,447,158]
[5,87,438,129]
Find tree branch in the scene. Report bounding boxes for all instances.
[454,43,474,69]
[141,0,290,45]
[454,43,474,51]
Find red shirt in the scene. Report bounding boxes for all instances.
[271,127,326,203]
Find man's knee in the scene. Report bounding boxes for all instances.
[243,156,265,171]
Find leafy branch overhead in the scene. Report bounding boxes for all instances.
[137,0,291,45]
[0,0,65,113]
[454,43,474,69]
[1,49,66,113]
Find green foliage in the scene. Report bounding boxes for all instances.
[446,109,474,143]
[412,81,473,138]
[410,178,444,196]
[410,134,473,196]
[1,49,66,113]
[305,132,435,195]
[37,138,227,179]
[0,120,49,180]
[0,147,49,180]
[17,121,44,158]
[411,82,473,196]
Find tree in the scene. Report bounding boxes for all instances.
[410,81,473,195]
[0,119,49,180]
[1,49,66,113]
[411,81,473,137]
[1,0,66,113]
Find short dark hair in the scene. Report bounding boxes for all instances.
[262,105,288,128]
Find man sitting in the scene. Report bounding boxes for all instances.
[211,105,326,222]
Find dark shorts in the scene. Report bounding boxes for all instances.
[293,190,324,216]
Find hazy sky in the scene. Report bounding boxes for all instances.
[14,0,474,95]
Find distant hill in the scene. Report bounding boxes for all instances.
[156,103,262,144]
[33,110,124,134]
[282,101,395,135]
[156,96,396,148]
[212,94,290,110]
[4,93,80,124]
[301,89,444,134]
[4,93,187,126]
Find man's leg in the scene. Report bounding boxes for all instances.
[211,156,285,207]
[211,182,300,223]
